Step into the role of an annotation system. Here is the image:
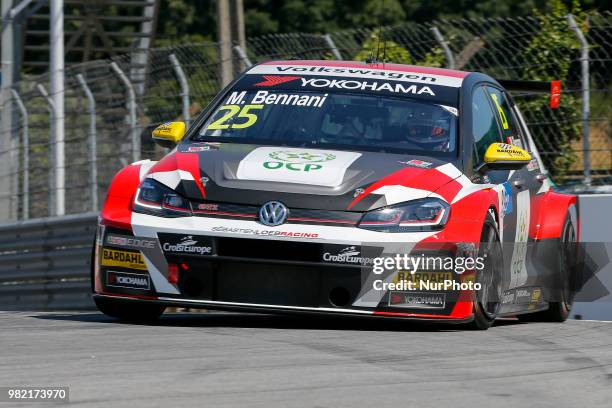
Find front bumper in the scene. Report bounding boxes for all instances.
[94,213,477,321]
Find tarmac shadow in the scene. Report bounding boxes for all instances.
[32,310,522,332]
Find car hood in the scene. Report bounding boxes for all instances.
[144,142,463,212]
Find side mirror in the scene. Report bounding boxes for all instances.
[152,121,186,148]
[478,142,532,172]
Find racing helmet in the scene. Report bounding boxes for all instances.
[404,106,452,151]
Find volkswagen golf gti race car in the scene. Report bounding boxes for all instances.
[92,60,579,329]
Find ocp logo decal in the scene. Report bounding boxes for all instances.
[264,151,336,172]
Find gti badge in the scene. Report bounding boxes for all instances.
[258,201,288,226]
[200,176,210,186]
[353,188,364,198]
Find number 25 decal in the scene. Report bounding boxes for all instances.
[207,104,264,130]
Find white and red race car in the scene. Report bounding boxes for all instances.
[93,60,578,329]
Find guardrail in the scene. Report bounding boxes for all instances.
[0,213,97,310]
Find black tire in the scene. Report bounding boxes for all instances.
[469,211,503,330]
[90,235,97,292]
[94,296,165,322]
[518,213,576,323]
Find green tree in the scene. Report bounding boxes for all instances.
[517,0,584,179]
[353,30,446,67]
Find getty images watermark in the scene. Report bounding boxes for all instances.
[370,253,486,291]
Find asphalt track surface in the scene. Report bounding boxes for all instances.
[1,311,612,407]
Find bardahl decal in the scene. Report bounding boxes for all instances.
[101,248,147,271]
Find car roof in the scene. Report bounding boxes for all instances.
[260,60,471,79]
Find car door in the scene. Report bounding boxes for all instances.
[470,85,518,244]
[484,86,536,290]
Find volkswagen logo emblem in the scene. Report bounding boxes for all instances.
[258,201,288,226]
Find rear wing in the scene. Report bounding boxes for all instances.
[497,79,561,109]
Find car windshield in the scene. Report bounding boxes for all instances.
[194,90,458,156]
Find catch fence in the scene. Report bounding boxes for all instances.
[0,12,610,222]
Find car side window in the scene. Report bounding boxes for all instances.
[486,86,525,149]
[472,86,503,165]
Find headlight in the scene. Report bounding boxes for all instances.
[133,179,192,217]
[358,198,450,232]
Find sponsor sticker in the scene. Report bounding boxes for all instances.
[298,77,436,96]
[439,105,458,116]
[247,64,464,87]
[526,159,539,172]
[106,234,156,250]
[212,226,319,239]
[501,290,515,304]
[158,234,214,255]
[398,159,432,168]
[106,271,150,290]
[196,203,219,211]
[322,245,375,265]
[501,182,513,216]
[186,145,211,152]
[236,146,361,187]
[388,291,446,309]
[510,190,530,288]
[101,248,147,270]
[514,287,543,309]
[515,287,542,307]
[392,271,454,285]
[528,287,543,310]
[254,75,301,87]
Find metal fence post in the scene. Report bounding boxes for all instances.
[431,26,455,69]
[110,62,140,163]
[10,89,29,220]
[50,0,65,216]
[233,45,252,69]
[36,83,58,216]
[168,53,191,127]
[76,74,98,212]
[567,14,591,186]
[1,0,16,221]
[322,34,343,60]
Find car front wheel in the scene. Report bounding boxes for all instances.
[469,210,503,330]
